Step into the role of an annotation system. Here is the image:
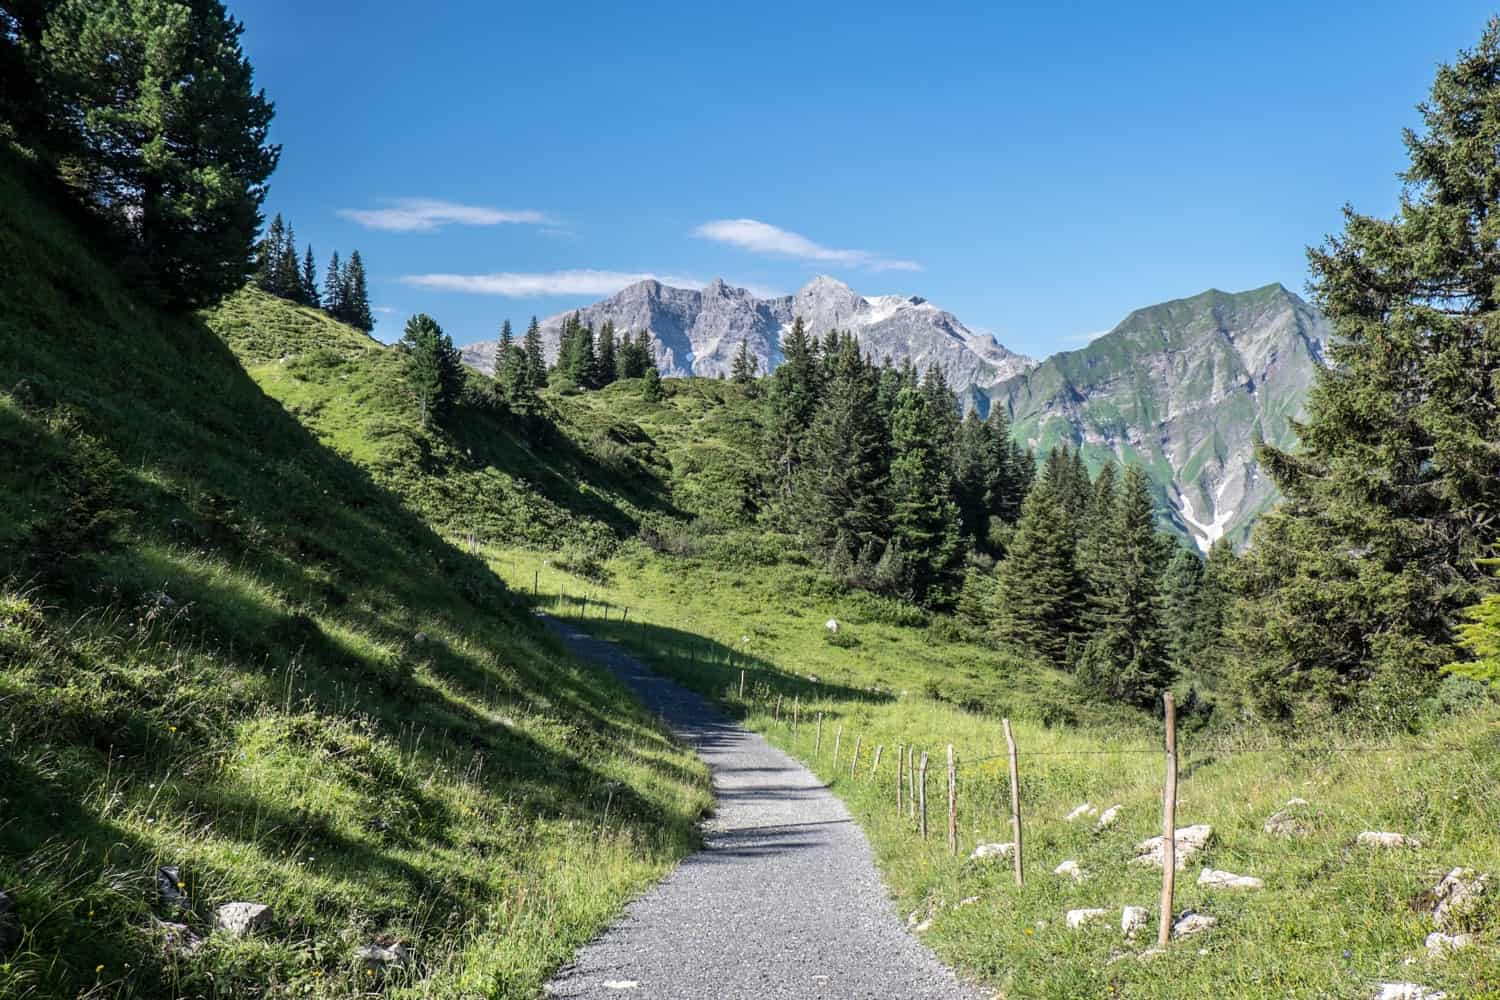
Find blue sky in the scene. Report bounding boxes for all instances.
[235,0,1494,356]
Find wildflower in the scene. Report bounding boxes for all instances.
[96,965,104,974]
[1024,927,1033,936]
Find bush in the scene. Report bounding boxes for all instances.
[824,629,859,649]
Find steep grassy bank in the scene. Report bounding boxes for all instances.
[491,546,1500,999]
[0,149,710,999]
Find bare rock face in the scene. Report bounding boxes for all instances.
[214,902,273,938]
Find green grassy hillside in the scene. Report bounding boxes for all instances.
[0,148,711,999]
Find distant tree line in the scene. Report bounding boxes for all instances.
[0,0,279,307]
[252,213,373,332]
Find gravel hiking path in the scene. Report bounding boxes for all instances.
[540,615,985,1000]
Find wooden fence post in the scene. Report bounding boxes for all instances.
[833,725,843,772]
[908,746,917,819]
[793,696,799,733]
[872,744,883,778]
[739,670,745,699]
[533,569,539,596]
[1004,718,1024,887]
[947,744,958,856]
[775,694,782,721]
[896,744,905,815]
[918,751,930,840]
[851,735,862,780]
[1158,692,1179,949]
[816,714,824,757]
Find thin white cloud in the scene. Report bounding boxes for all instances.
[1062,329,1112,346]
[338,198,557,233]
[694,218,921,272]
[372,305,399,315]
[399,269,709,297]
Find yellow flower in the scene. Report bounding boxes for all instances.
[96,965,104,974]
[177,882,185,889]
[1023,928,1034,936]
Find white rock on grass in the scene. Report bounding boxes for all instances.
[1424,932,1474,958]
[1197,869,1263,891]
[969,842,1015,861]
[1359,831,1422,850]
[1053,860,1087,882]
[355,941,411,981]
[1066,908,1108,929]
[151,918,204,956]
[1431,867,1488,928]
[1120,906,1149,940]
[953,896,980,909]
[1171,911,1216,939]
[214,902,273,938]
[1066,803,1098,822]
[1096,804,1122,830]
[1372,984,1447,1000]
[1132,825,1213,869]
[825,619,839,633]
[1264,799,1312,837]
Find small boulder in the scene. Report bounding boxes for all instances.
[156,866,189,911]
[1372,985,1446,1000]
[356,940,411,981]
[1171,911,1216,939]
[1066,803,1097,822]
[969,842,1015,861]
[1066,908,1108,929]
[953,896,980,909]
[1424,931,1474,958]
[1053,860,1087,882]
[1197,869,1263,891]
[1264,799,1311,837]
[413,632,427,644]
[1431,867,1488,929]
[151,918,204,956]
[1120,906,1149,940]
[214,902,273,938]
[1132,825,1213,869]
[1359,831,1422,850]
[0,891,19,954]
[1096,804,1122,830]
[825,619,839,633]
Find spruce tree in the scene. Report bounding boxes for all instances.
[641,363,663,402]
[522,316,546,387]
[634,330,654,375]
[597,321,617,386]
[953,410,993,541]
[1078,461,1119,620]
[300,244,318,307]
[322,250,343,318]
[278,223,300,299]
[764,316,822,498]
[1076,466,1173,706]
[731,339,759,384]
[341,251,373,332]
[982,407,1022,523]
[888,380,964,603]
[990,472,1085,663]
[791,336,888,568]
[255,213,286,293]
[42,0,279,306]
[399,313,462,427]
[1235,22,1500,717]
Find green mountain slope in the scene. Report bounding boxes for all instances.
[989,284,1327,549]
[0,149,709,999]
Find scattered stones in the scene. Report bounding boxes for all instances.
[1066,908,1108,929]
[214,902,273,938]
[0,891,19,954]
[1197,869,1264,891]
[1358,831,1422,850]
[1053,860,1087,882]
[1372,984,1446,1000]
[1424,931,1474,958]
[156,866,189,911]
[1066,803,1098,822]
[1171,911,1216,939]
[1120,906,1148,940]
[151,918,204,956]
[1264,799,1312,838]
[1096,804,1122,831]
[355,940,411,981]
[1431,867,1488,929]
[1132,825,1213,869]
[953,896,980,909]
[969,842,1015,861]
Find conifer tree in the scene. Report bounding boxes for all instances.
[399,313,462,427]
[982,407,1022,523]
[888,380,964,602]
[255,213,286,293]
[641,363,663,402]
[322,250,343,318]
[1234,22,1500,716]
[634,330,653,374]
[1076,466,1173,706]
[341,251,373,332]
[300,244,318,307]
[597,321,617,386]
[1078,461,1119,618]
[731,339,759,384]
[278,223,300,299]
[990,472,1085,663]
[791,336,888,568]
[953,410,993,541]
[764,317,822,497]
[522,316,546,387]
